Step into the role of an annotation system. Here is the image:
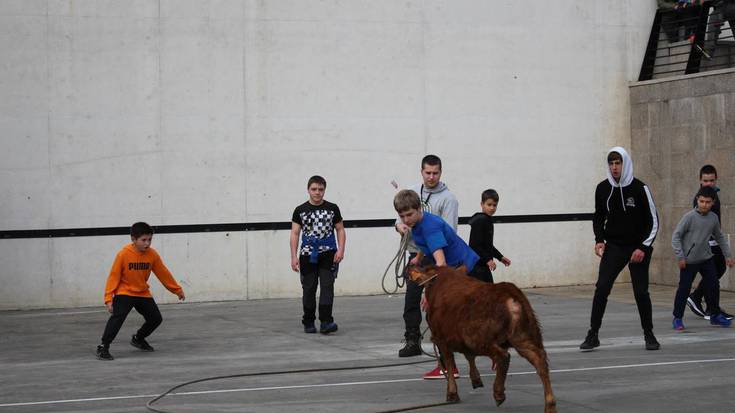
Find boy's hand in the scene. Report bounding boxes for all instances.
[334,250,344,264]
[726,258,734,267]
[395,223,410,235]
[594,242,605,257]
[409,255,420,266]
[630,249,645,263]
[177,291,186,301]
[291,257,300,272]
[678,259,687,269]
[487,260,497,271]
[106,302,113,313]
[501,257,511,267]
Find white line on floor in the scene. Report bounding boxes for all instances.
[1,357,734,408]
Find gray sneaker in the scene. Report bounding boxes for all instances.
[319,321,338,334]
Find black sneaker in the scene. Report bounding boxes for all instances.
[398,338,422,357]
[303,322,317,334]
[579,330,599,351]
[686,296,706,318]
[130,334,154,352]
[720,309,734,320]
[644,331,660,350]
[319,321,338,334]
[96,345,114,360]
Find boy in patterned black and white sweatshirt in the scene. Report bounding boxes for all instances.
[290,175,346,334]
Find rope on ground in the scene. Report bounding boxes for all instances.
[373,341,454,413]
[382,233,411,294]
[145,358,446,413]
[373,400,456,413]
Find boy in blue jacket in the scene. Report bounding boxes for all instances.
[394,189,483,379]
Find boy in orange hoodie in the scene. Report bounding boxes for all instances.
[96,222,185,360]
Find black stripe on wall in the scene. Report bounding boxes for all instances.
[0,213,593,239]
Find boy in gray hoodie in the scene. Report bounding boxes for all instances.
[672,186,734,330]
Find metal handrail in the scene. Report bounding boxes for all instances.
[639,1,735,80]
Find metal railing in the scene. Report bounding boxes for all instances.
[639,1,735,81]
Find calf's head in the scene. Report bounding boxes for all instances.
[406,265,439,286]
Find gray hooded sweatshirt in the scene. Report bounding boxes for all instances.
[672,208,732,264]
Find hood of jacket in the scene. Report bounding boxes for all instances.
[606,146,634,188]
[422,181,449,194]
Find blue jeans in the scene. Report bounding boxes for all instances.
[673,258,720,319]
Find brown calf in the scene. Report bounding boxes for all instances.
[408,265,556,413]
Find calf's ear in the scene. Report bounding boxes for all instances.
[407,265,426,282]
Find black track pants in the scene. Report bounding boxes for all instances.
[589,243,654,333]
[101,295,162,345]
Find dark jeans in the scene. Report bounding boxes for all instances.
[468,262,494,283]
[661,8,699,43]
[674,258,720,318]
[101,295,163,346]
[689,246,726,307]
[403,253,430,334]
[300,250,336,325]
[589,243,654,333]
[661,10,682,43]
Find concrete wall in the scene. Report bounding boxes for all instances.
[0,0,656,309]
[630,68,735,289]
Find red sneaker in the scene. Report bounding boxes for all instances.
[422,365,460,380]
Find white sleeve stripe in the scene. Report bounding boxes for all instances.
[643,185,658,246]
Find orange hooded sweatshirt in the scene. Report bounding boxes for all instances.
[104,244,183,304]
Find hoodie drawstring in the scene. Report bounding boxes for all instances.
[606,184,627,212]
[619,186,626,212]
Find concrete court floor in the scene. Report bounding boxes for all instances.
[1,283,735,413]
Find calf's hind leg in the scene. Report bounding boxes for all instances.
[464,354,483,389]
[490,346,510,406]
[514,344,557,413]
[438,346,460,403]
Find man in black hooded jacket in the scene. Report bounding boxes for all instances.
[580,147,661,351]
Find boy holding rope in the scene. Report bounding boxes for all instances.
[394,155,458,377]
[395,189,487,379]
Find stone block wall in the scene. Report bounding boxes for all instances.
[630,69,735,289]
